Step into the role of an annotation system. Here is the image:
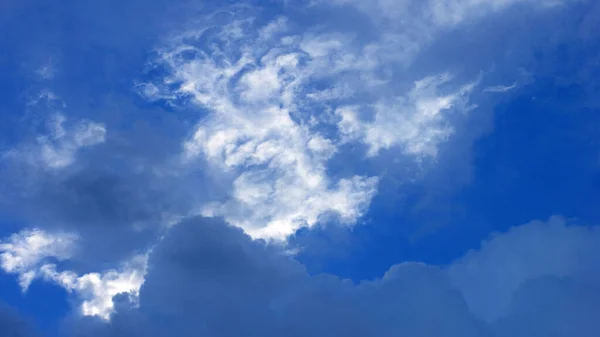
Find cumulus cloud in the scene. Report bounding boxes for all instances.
[449,216,600,322]
[67,216,600,337]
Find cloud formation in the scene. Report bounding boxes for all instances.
[0,0,598,333]
[68,216,600,337]
[0,229,146,319]
[2,92,106,171]
[0,228,77,290]
[140,5,491,240]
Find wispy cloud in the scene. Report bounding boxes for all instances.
[142,15,386,240]
[336,73,478,158]
[3,105,106,171]
[141,10,482,240]
[484,82,518,93]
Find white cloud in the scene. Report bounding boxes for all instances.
[0,228,77,289]
[484,82,518,93]
[0,229,147,320]
[37,113,106,169]
[39,255,147,319]
[144,16,388,241]
[4,112,106,171]
[139,11,487,240]
[336,73,477,157]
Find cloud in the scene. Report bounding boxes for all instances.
[0,229,146,320]
[449,216,600,322]
[142,13,387,240]
[38,255,147,319]
[130,0,582,245]
[139,6,493,240]
[484,82,518,93]
[336,73,478,157]
[3,109,106,171]
[0,95,163,268]
[0,88,213,321]
[0,228,77,289]
[66,216,600,337]
[0,0,597,331]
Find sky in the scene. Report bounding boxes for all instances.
[0,0,600,336]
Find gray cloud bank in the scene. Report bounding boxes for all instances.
[66,216,600,337]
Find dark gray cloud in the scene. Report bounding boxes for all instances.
[63,216,600,337]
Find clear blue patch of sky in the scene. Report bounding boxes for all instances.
[0,272,69,337]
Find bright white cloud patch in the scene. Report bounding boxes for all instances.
[0,228,77,289]
[0,229,146,320]
[142,17,387,240]
[140,11,483,240]
[337,73,477,157]
[39,255,147,319]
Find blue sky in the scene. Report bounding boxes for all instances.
[1,0,600,336]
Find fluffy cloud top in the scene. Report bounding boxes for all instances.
[68,216,600,337]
